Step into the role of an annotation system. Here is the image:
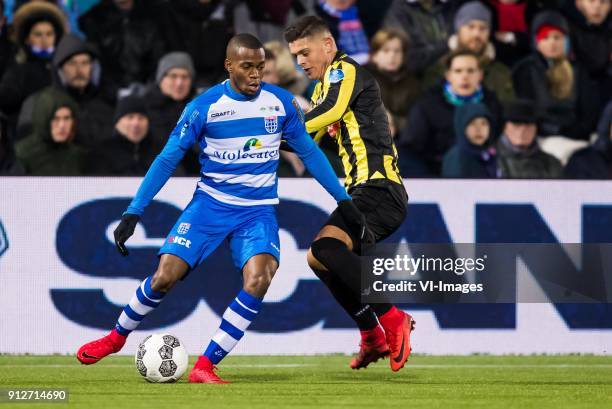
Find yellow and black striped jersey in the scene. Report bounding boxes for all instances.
[305,51,402,192]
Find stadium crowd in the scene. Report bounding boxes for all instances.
[0,0,609,179]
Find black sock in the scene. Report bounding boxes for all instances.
[312,268,378,330]
[311,237,394,321]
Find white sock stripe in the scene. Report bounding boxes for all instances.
[128,296,156,316]
[222,307,251,331]
[139,281,161,304]
[235,298,258,314]
[117,312,139,330]
[212,331,239,352]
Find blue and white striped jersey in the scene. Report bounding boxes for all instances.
[178,80,295,206]
[125,80,349,216]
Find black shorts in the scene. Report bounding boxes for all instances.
[325,182,408,247]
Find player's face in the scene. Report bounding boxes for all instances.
[289,34,334,81]
[445,55,483,96]
[226,47,265,96]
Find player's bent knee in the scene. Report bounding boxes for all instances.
[151,257,187,292]
[243,268,275,297]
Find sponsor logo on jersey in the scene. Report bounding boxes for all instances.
[168,235,191,248]
[210,109,236,118]
[243,138,262,151]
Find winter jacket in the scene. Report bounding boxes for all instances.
[383,0,454,74]
[78,0,165,87]
[399,82,502,175]
[15,89,87,175]
[512,10,600,140]
[364,62,422,133]
[496,134,562,179]
[87,130,163,176]
[143,84,199,174]
[442,103,499,178]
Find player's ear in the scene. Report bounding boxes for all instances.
[224,58,232,74]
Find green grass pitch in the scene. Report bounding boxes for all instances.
[1,355,611,409]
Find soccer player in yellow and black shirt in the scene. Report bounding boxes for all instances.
[285,16,415,372]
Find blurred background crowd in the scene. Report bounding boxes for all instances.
[0,0,610,179]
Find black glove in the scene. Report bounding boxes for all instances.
[113,214,140,256]
[337,199,367,241]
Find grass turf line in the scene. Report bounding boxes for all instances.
[1,355,611,409]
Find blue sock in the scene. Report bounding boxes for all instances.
[203,290,262,364]
[115,276,165,336]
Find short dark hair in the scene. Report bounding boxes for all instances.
[444,49,482,70]
[284,15,330,43]
[226,33,264,57]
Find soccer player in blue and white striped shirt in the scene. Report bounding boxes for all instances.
[76,34,365,384]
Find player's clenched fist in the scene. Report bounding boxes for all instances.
[337,200,367,241]
[113,214,140,256]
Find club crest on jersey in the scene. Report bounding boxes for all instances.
[329,68,344,84]
[264,116,278,133]
[177,222,190,234]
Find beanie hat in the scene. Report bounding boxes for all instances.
[454,1,492,32]
[155,52,195,84]
[535,24,565,43]
[114,95,149,124]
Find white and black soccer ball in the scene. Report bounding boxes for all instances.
[135,334,189,383]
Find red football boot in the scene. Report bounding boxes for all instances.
[188,356,229,384]
[76,329,127,365]
[350,326,390,370]
[378,307,415,372]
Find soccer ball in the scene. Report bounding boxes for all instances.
[135,334,189,383]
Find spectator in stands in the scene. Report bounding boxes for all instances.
[399,49,502,176]
[512,10,599,140]
[563,0,611,110]
[22,33,115,148]
[424,1,514,102]
[497,99,562,178]
[15,88,87,175]
[365,28,422,135]
[0,112,24,175]
[78,0,164,88]
[145,52,195,144]
[87,96,163,176]
[162,0,231,89]
[565,100,612,179]
[315,0,370,64]
[383,0,454,74]
[0,1,67,133]
[442,102,499,178]
[0,0,15,79]
[487,0,531,67]
[142,51,199,174]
